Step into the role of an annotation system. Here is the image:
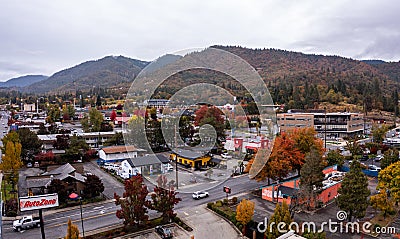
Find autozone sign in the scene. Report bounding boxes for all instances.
[19,193,59,211]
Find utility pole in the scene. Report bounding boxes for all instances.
[175,124,178,189]
[324,107,327,149]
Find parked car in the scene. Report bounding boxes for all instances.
[363,148,370,154]
[374,155,384,162]
[155,225,173,239]
[368,165,381,171]
[13,215,41,231]
[103,163,120,171]
[360,154,369,161]
[164,163,174,171]
[27,162,33,168]
[221,153,232,159]
[192,191,209,199]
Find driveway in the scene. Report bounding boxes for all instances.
[84,161,125,199]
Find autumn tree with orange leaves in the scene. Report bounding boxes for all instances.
[252,132,302,183]
[290,128,324,174]
[252,127,324,182]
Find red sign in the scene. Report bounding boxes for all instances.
[223,186,231,194]
[19,193,59,211]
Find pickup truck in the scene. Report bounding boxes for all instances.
[13,215,41,231]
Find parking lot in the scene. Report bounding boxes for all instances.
[84,161,125,199]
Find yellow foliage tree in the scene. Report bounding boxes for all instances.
[0,140,22,188]
[370,190,394,219]
[65,218,81,239]
[236,199,255,234]
[377,161,400,205]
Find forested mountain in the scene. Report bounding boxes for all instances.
[23,56,149,94]
[0,75,48,88]
[13,46,400,114]
[214,46,399,113]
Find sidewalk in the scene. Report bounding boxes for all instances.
[177,205,243,239]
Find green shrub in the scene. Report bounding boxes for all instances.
[207,202,214,209]
[151,217,163,226]
[232,197,238,204]
[215,200,223,207]
[388,209,397,215]
[6,210,17,217]
[373,224,381,231]
[230,212,237,224]
[223,198,229,205]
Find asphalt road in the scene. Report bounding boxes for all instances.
[2,174,265,239]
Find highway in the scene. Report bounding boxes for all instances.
[2,175,266,239]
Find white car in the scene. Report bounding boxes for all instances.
[221,153,232,159]
[368,165,381,171]
[374,155,384,162]
[192,191,209,199]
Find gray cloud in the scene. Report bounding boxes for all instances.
[0,0,399,82]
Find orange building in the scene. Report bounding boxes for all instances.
[261,165,343,207]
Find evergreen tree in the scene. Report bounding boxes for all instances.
[96,95,102,107]
[337,160,370,221]
[266,201,292,239]
[299,147,325,210]
[83,175,104,198]
[381,149,399,169]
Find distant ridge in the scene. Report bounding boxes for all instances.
[0,75,48,88]
[23,55,149,93]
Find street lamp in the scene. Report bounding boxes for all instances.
[69,192,85,237]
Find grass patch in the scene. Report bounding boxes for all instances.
[367,207,399,237]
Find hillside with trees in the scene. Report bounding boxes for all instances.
[23,55,149,94]
[8,46,400,114]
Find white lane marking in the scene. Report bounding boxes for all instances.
[93,206,104,210]
[45,206,115,222]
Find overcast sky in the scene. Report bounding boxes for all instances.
[1,0,400,82]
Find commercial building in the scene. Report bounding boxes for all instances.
[38,131,120,151]
[25,163,86,196]
[119,154,171,178]
[98,145,146,164]
[261,165,343,207]
[143,99,169,109]
[277,111,364,139]
[170,149,212,169]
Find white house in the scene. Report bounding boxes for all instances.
[119,154,171,179]
[98,145,146,164]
